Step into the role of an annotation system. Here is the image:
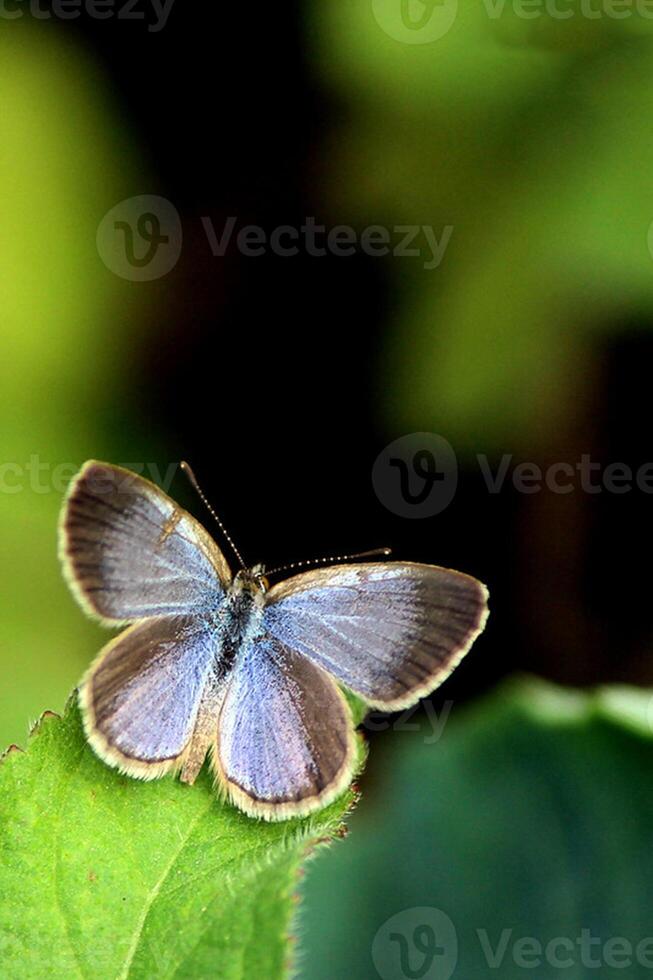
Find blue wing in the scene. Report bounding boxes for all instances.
[213,632,357,820]
[80,614,220,780]
[263,562,489,710]
[59,461,231,625]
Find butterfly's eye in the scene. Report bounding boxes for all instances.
[249,563,269,592]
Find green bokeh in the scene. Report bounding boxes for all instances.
[301,679,653,979]
[307,1,653,453]
[3,10,653,978]
[0,22,152,747]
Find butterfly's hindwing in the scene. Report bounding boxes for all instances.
[213,632,357,820]
[81,614,220,779]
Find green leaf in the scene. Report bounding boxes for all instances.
[301,677,653,979]
[0,696,361,980]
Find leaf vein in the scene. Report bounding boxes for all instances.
[117,800,214,980]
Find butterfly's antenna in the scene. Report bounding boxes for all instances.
[264,547,392,579]
[180,461,246,569]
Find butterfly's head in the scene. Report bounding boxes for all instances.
[232,564,269,597]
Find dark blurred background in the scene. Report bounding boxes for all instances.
[3,3,653,976]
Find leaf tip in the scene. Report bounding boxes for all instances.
[27,708,61,739]
[28,708,61,738]
[0,742,24,764]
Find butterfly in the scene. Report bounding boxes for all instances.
[59,461,489,821]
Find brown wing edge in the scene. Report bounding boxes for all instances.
[77,624,196,781]
[266,561,490,712]
[210,667,362,822]
[58,459,232,628]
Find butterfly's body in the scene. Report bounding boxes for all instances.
[208,574,266,672]
[60,461,489,821]
[176,574,268,784]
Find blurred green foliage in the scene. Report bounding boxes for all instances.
[4,7,653,740]
[3,11,653,978]
[301,678,653,978]
[307,1,653,452]
[0,23,150,747]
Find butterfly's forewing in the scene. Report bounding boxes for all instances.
[59,460,231,626]
[60,461,231,781]
[212,633,357,820]
[263,562,489,711]
[81,615,219,779]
